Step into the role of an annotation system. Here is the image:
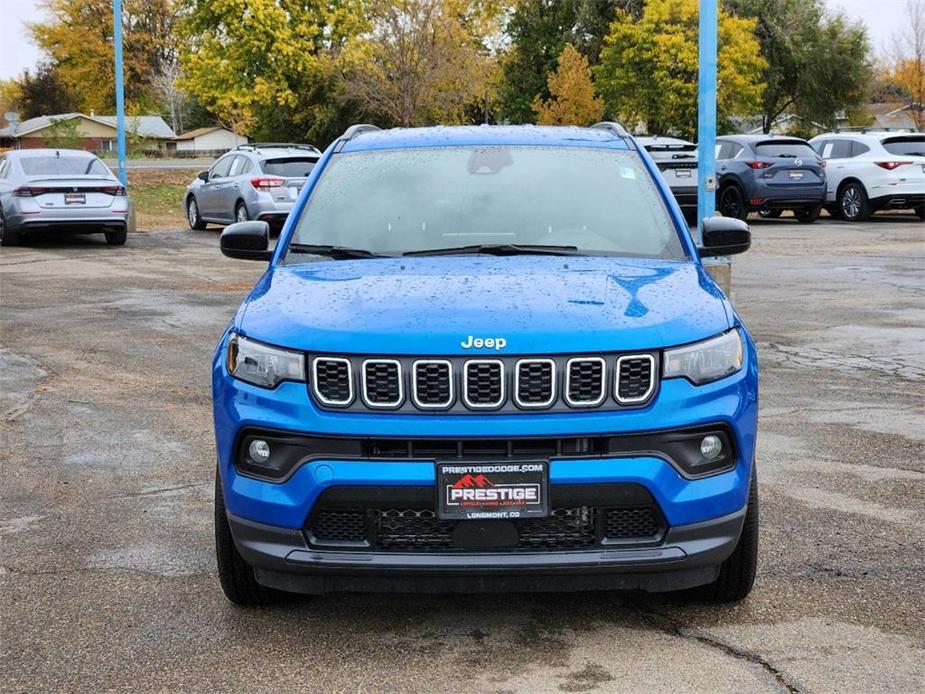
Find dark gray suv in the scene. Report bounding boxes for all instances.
[185,143,320,232]
[715,135,826,223]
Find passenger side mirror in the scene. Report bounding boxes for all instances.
[699,217,751,257]
[220,221,272,261]
[198,171,209,182]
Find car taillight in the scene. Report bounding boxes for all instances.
[747,161,773,169]
[13,186,48,197]
[818,159,826,168]
[100,185,126,196]
[250,177,286,190]
[874,161,912,171]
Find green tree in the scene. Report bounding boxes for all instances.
[16,63,78,120]
[533,44,604,125]
[43,117,84,149]
[179,0,365,144]
[595,0,765,138]
[725,0,871,132]
[499,1,625,124]
[28,0,180,115]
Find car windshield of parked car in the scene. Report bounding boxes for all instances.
[754,141,816,158]
[261,158,317,177]
[19,155,110,177]
[882,136,925,157]
[287,146,686,260]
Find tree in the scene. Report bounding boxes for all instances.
[27,0,180,115]
[43,117,84,149]
[533,44,604,125]
[16,63,78,120]
[887,0,925,129]
[0,79,21,125]
[179,0,366,143]
[498,1,627,124]
[341,0,501,127]
[725,0,871,133]
[595,0,765,138]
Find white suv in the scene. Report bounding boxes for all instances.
[809,131,925,221]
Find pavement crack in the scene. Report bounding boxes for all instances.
[634,606,803,693]
[112,481,210,498]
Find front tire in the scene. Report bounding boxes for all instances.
[693,473,759,603]
[838,181,870,222]
[214,473,282,607]
[105,228,127,245]
[187,196,207,230]
[794,205,821,224]
[718,185,748,221]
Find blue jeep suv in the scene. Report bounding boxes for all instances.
[212,123,759,606]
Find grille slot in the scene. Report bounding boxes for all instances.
[412,360,453,408]
[603,507,662,540]
[463,360,505,408]
[362,359,403,408]
[615,355,655,404]
[310,510,367,542]
[312,357,353,406]
[514,359,556,408]
[565,357,606,406]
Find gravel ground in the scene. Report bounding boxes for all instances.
[0,215,923,693]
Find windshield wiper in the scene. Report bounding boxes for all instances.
[404,243,580,257]
[287,243,387,259]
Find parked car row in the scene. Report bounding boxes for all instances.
[639,130,924,224]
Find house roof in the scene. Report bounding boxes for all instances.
[0,113,175,139]
[174,126,228,140]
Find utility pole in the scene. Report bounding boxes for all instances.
[696,0,718,244]
[113,0,127,188]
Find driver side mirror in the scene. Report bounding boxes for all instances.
[699,217,751,257]
[220,221,272,261]
[197,171,209,182]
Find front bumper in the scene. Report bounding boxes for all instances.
[229,504,745,594]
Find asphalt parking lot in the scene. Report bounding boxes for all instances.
[1,215,923,692]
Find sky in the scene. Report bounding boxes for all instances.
[0,0,915,81]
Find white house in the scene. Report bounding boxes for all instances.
[174,126,248,153]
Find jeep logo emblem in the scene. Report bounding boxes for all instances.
[460,335,507,350]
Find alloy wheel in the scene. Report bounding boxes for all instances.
[720,188,742,219]
[842,186,861,219]
[188,199,198,228]
[236,205,249,223]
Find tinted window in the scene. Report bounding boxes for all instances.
[289,146,685,260]
[755,141,816,158]
[850,141,870,157]
[228,155,247,177]
[261,157,317,177]
[882,136,925,156]
[643,143,696,160]
[210,156,234,179]
[715,142,732,159]
[816,139,852,159]
[729,143,744,158]
[19,156,110,176]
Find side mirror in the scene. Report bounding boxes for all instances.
[197,171,209,182]
[220,221,272,261]
[700,217,751,257]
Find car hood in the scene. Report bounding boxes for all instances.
[237,255,732,354]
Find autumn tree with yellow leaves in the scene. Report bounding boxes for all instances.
[532,44,604,126]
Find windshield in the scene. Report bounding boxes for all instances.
[755,141,816,158]
[261,157,317,177]
[20,156,110,177]
[287,146,685,260]
[882,136,925,156]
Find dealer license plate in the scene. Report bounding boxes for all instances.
[675,168,692,178]
[437,461,548,520]
[64,193,86,205]
[788,170,804,180]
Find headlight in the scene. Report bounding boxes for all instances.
[663,329,744,385]
[227,333,305,388]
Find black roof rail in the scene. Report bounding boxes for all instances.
[234,142,321,153]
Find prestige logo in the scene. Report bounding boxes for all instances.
[460,335,507,350]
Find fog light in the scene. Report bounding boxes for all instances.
[700,435,722,460]
[248,439,271,464]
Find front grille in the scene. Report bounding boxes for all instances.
[616,356,655,403]
[566,358,605,406]
[514,359,555,407]
[412,360,453,408]
[307,352,658,413]
[362,359,402,407]
[312,357,353,406]
[463,360,504,408]
[603,507,662,540]
[305,485,667,553]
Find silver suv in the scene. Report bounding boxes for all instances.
[185,143,320,232]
